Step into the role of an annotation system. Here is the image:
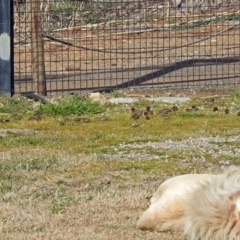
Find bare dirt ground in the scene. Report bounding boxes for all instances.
[14,5,240,94]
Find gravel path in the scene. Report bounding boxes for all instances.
[99,135,240,165]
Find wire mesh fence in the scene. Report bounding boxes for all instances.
[13,0,240,95]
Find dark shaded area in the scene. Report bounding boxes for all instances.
[21,92,48,104]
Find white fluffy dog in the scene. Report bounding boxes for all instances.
[137,168,240,240]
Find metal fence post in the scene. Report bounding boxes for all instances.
[0,0,14,96]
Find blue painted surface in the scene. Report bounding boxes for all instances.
[0,0,14,96]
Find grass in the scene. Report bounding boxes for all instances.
[0,93,240,239]
[112,90,126,98]
[39,95,105,115]
[0,95,34,114]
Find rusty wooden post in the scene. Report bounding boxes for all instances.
[27,0,46,96]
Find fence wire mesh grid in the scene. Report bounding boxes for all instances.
[13,0,240,95]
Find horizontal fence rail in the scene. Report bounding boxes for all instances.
[13,0,240,95]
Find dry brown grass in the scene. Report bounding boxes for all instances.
[0,149,187,240]
[1,94,240,239]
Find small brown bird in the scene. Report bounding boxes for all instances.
[83,118,90,123]
[34,111,42,116]
[159,108,172,115]
[28,115,41,121]
[213,107,219,112]
[131,107,136,113]
[163,115,171,120]
[131,107,143,119]
[28,110,42,121]
[99,116,108,121]
[74,117,82,122]
[145,106,153,115]
[225,109,229,114]
[172,106,178,112]
[131,113,140,120]
[186,106,198,112]
[11,114,22,120]
[64,117,71,122]
[191,106,199,112]
[0,119,10,123]
[237,110,240,116]
[59,121,65,126]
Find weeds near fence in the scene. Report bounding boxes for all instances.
[39,95,105,115]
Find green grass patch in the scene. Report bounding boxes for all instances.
[0,95,34,114]
[39,95,105,115]
[112,90,126,98]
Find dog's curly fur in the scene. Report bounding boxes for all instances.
[184,168,240,240]
[137,167,240,240]
[137,173,215,232]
